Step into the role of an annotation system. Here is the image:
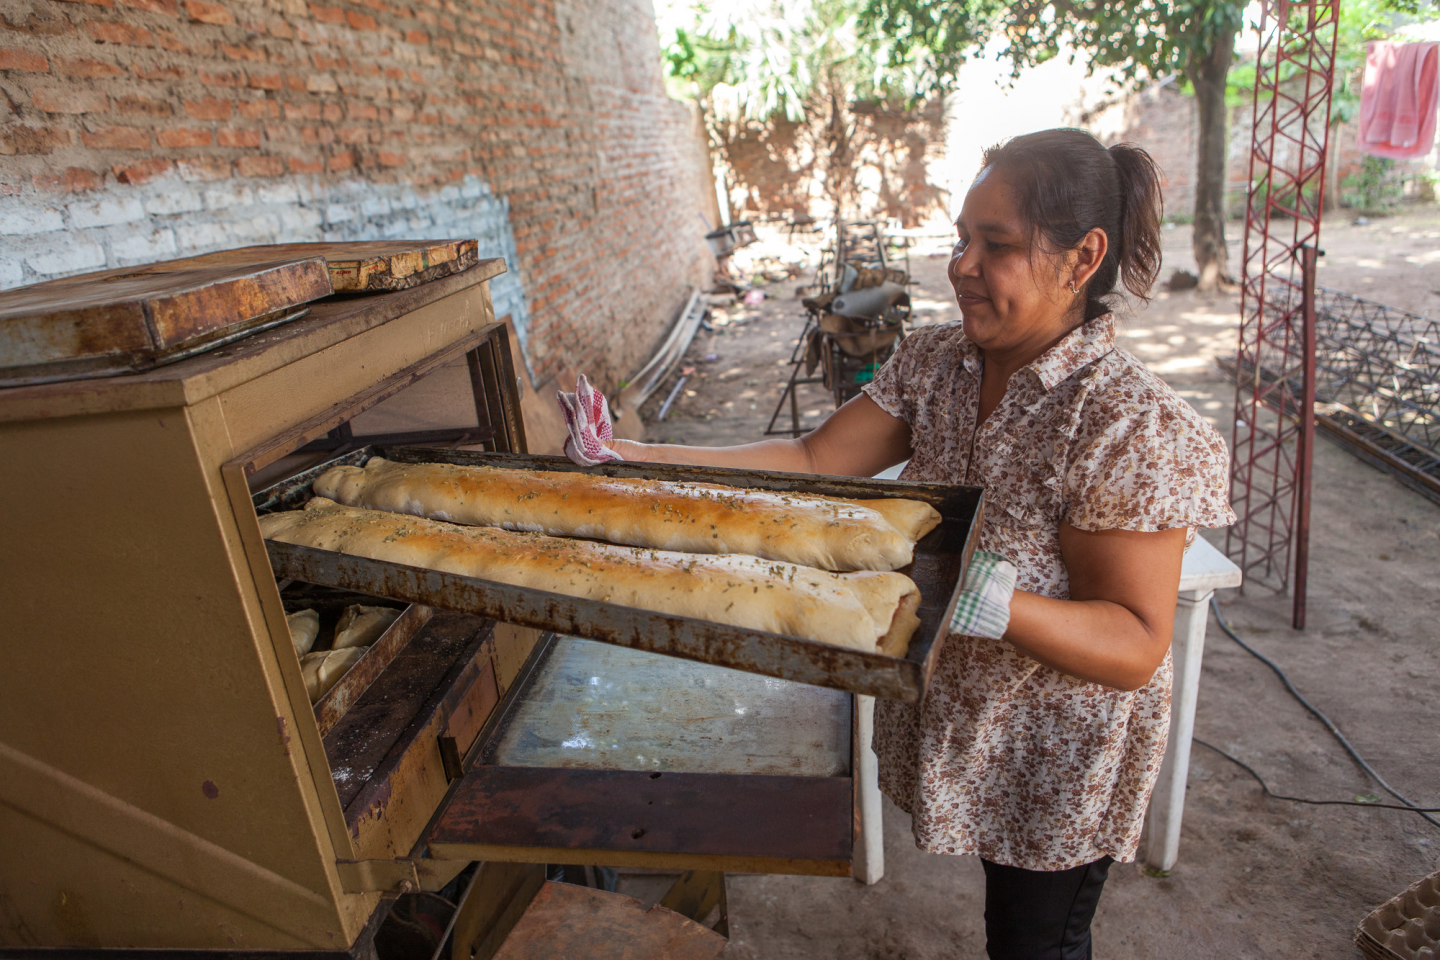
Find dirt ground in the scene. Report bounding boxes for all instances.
[635,210,1440,958]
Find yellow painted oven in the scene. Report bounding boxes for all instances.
[0,253,934,954]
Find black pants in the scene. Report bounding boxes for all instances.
[981,856,1113,960]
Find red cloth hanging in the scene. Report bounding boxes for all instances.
[1359,40,1440,160]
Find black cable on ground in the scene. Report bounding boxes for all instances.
[1192,738,1440,814]
[1207,596,1440,829]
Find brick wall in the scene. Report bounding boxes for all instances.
[0,0,715,389]
[715,97,949,227]
[1068,83,1253,220]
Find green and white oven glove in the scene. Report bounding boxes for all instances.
[949,551,1018,639]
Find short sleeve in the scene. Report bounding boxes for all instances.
[1064,393,1237,533]
[861,325,942,424]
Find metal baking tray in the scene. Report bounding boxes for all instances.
[253,445,983,701]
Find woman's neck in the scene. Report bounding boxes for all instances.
[980,317,1082,385]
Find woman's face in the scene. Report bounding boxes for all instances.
[948,167,1079,357]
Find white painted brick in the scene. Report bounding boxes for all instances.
[277,207,323,236]
[112,228,177,265]
[360,197,392,218]
[174,221,231,252]
[0,258,24,289]
[203,184,255,210]
[293,181,326,203]
[325,204,357,225]
[144,187,204,216]
[67,197,146,229]
[254,182,301,206]
[27,240,107,276]
[0,206,65,236]
[243,212,282,239]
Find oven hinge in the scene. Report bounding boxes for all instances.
[336,857,421,896]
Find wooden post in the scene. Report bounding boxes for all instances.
[1293,244,1318,630]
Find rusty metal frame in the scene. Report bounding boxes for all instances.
[1227,0,1339,628]
[311,602,434,738]
[425,766,855,877]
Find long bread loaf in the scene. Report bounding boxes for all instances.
[259,498,922,653]
[313,458,942,572]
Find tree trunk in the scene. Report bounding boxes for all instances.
[1187,27,1239,290]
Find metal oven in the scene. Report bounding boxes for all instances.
[0,252,979,954]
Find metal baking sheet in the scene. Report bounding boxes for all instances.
[253,446,982,701]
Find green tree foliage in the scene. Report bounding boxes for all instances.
[658,0,948,219]
[857,0,1250,286]
[662,0,1439,242]
[860,0,1242,93]
[659,0,937,119]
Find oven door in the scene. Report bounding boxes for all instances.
[420,632,859,877]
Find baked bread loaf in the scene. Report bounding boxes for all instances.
[260,498,923,653]
[313,458,942,572]
[286,608,319,656]
[301,646,367,703]
[333,604,399,649]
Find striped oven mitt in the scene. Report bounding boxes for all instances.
[557,374,624,467]
[950,551,1018,639]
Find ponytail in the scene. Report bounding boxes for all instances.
[1108,143,1163,304]
[981,130,1165,320]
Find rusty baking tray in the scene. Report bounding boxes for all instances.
[305,600,434,738]
[253,446,983,701]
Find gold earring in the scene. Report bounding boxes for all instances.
[1069,281,1078,294]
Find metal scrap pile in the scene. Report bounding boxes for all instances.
[798,261,910,400]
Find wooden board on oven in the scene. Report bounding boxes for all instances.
[176,240,481,292]
[0,257,332,383]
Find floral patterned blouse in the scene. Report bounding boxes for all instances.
[862,315,1235,871]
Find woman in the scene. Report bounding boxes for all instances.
[569,128,1235,958]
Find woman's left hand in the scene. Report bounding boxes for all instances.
[950,551,1018,639]
[1005,523,1187,690]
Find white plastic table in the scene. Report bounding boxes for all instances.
[852,505,1242,884]
[1142,535,1242,873]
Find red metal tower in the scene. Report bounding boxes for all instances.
[1227,0,1340,629]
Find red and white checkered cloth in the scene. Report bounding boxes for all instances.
[556,374,624,467]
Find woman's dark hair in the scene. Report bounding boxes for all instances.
[980,128,1163,321]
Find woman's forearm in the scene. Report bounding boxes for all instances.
[606,394,913,478]
[1004,590,1174,691]
[610,437,816,472]
[997,523,1186,691]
